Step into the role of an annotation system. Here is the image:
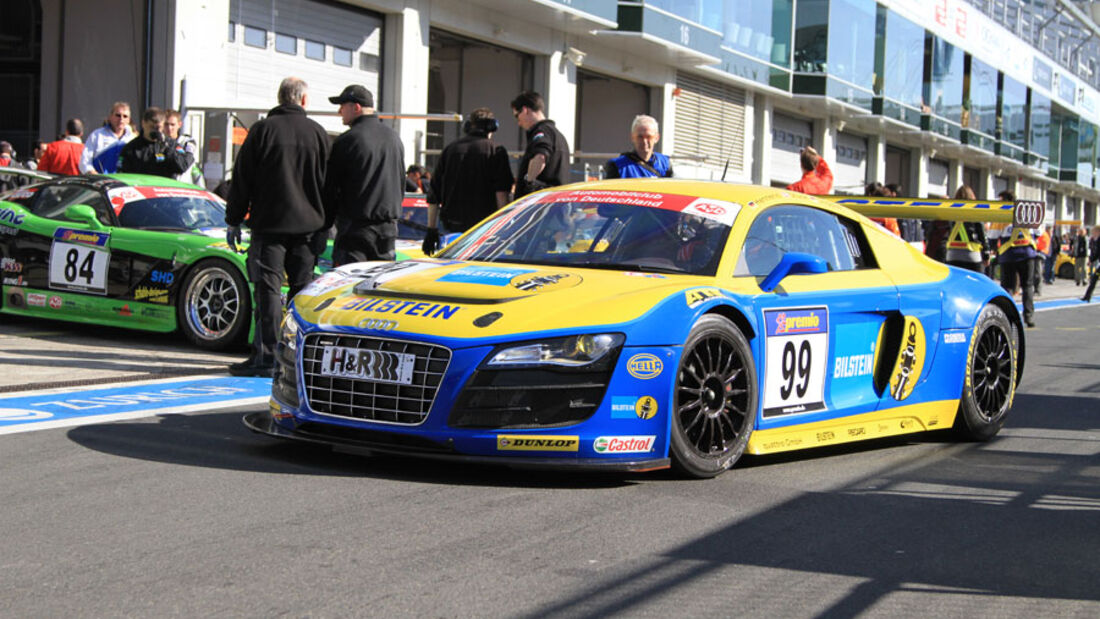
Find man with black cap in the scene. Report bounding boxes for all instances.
[322,84,405,265]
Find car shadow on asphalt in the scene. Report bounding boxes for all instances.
[65,411,637,489]
[529,391,1100,617]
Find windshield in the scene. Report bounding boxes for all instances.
[116,195,227,231]
[397,197,429,240]
[437,189,739,276]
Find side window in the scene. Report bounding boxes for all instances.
[31,185,113,225]
[735,205,872,277]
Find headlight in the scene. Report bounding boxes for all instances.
[486,333,624,368]
[279,313,300,350]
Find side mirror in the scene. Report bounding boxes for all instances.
[64,204,105,230]
[759,251,828,292]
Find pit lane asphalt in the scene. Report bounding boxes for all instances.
[0,283,1098,617]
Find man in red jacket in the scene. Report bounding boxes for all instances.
[786,146,833,195]
[38,118,85,175]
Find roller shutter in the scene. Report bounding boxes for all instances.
[674,71,746,174]
[227,0,383,110]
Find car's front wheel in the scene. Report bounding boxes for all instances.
[177,259,250,350]
[954,303,1017,440]
[1057,262,1075,280]
[670,314,757,478]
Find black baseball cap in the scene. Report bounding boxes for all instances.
[329,84,374,107]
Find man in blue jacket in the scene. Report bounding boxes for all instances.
[603,115,673,179]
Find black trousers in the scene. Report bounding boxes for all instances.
[333,219,396,266]
[246,233,315,364]
[1084,267,1099,302]
[1000,258,1034,323]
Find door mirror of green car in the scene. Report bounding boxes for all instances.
[64,204,106,230]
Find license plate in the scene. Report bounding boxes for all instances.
[320,345,416,384]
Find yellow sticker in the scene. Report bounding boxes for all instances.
[635,396,658,419]
[627,353,663,379]
[685,287,724,308]
[889,316,925,401]
[496,435,579,452]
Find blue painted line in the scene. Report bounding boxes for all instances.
[1023,298,1092,312]
[0,375,271,433]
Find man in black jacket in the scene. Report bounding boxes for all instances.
[422,107,514,254]
[512,91,570,198]
[322,84,405,265]
[225,76,329,376]
[117,107,193,179]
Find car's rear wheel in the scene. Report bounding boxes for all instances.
[1058,262,1075,280]
[670,314,757,478]
[177,259,250,350]
[954,303,1017,441]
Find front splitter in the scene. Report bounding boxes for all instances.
[243,411,670,473]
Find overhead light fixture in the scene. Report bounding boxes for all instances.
[566,47,586,66]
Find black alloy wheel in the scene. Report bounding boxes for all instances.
[670,314,757,478]
[955,303,1017,440]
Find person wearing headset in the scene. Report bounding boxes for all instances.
[422,107,514,255]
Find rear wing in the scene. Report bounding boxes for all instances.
[821,196,1045,229]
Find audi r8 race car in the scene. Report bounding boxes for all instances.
[0,174,251,349]
[245,179,1038,477]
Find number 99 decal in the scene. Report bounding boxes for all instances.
[763,307,828,417]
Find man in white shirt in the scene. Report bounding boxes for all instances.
[80,101,136,174]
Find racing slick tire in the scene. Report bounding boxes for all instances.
[177,259,251,350]
[954,303,1018,441]
[670,314,757,478]
[1057,262,1074,280]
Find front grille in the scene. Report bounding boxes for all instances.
[448,366,616,429]
[302,333,451,425]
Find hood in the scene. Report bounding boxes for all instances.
[293,259,720,340]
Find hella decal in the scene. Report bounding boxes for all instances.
[626,353,663,380]
[496,435,579,452]
[593,435,656,454]
[340,297,461,320]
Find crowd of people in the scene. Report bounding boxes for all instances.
[4,76,1098,368]
[0,100,203,184]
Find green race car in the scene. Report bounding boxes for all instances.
[0,173,252,349]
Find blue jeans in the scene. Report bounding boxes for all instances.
[1043,253,1056,283]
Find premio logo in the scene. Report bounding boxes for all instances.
[627,353,663,379]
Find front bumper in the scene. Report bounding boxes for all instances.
[243,410,670,472]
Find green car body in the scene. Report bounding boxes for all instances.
[0,173,431,349]
[0,173,253,349]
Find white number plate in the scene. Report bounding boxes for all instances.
[320,346,415,385]
[762,307,829,417]
[49,241,110,294]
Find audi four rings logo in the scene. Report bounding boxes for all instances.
[1013,200,1045,228]
[357,318,398,330]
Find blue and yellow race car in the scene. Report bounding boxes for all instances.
[245,180,1036,477]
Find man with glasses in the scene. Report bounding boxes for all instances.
[117,107,194,179]
[80,101,136,174]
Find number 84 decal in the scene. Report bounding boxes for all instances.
[762,307,829,418]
